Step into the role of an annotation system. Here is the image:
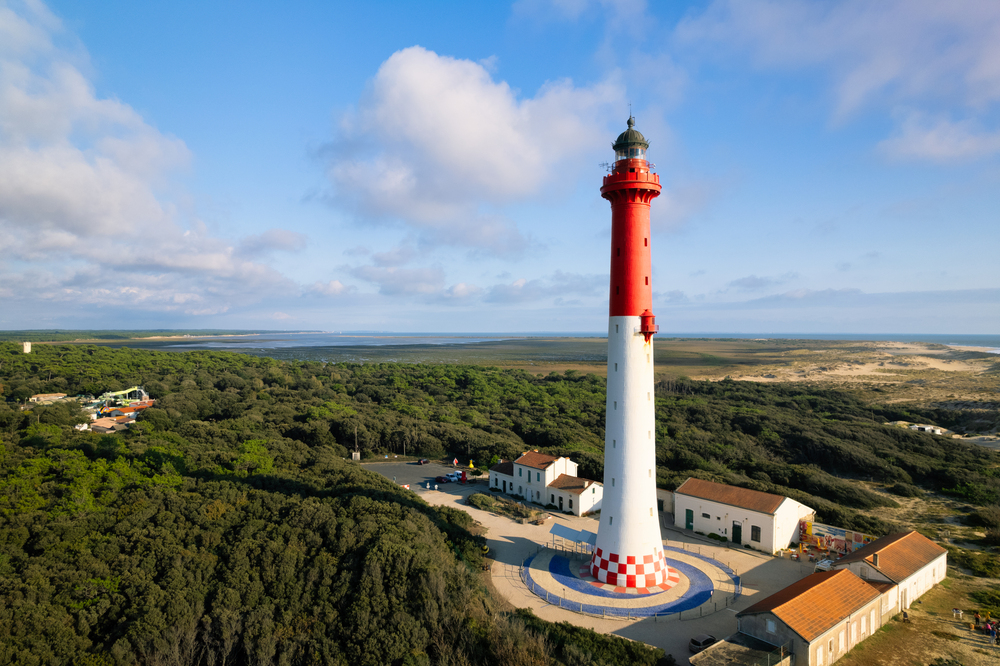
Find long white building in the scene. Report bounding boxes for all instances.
[674,477,815,554]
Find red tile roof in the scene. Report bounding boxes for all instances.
[834,531,947,584]
[549,474,599,495]
[515,451,560,469]
[675,477,786,514]
[738,569,880,642]
[490,461,514,476]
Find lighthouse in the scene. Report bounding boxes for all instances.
[590,117,668,590]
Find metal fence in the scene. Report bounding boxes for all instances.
[517,542,742,622]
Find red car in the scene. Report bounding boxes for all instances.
[417,459,430,465]
[435,476,451,483]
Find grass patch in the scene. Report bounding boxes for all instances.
[931,630,961,642]
[467,492,543,523]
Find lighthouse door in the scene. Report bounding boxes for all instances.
[685,509,694,531]
[732,522,742,545]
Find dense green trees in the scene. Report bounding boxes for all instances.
[0,343,674,665]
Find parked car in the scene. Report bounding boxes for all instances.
[446,472,462,482]
[417,459,430,465]
[689,634,717,653]
[435,476,451,483]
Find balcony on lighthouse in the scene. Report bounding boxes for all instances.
[639,309,658,342]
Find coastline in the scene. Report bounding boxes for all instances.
[946,344,1000,354]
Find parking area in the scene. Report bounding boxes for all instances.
[362,460,486,493]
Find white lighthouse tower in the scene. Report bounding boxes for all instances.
[590,118,668,590]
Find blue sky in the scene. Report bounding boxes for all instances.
[0,0,997,334]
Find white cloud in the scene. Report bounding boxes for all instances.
[878,112,1000,161]
[326,46,620,254]
[308,280,353,297]
[676,0,1000,116]
[0,1,299,318]
[238,228,308,257]
[485,271,604,303]
[350,265,445,296]
[727,273,798,292]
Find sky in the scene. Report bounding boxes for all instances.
[0,0,998,334]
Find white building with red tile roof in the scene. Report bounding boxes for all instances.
[832,530,947,615]
[674,477,815,553]
[489,450,603,516]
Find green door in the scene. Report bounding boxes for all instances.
[732,522,742,545]
[685,509,694,531]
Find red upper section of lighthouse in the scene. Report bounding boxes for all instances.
[602,117,660,319]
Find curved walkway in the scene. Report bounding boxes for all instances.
[522,543,739,619]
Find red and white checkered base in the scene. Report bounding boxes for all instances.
[584,547,680,594]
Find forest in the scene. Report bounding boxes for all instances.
[0,343,672,666]
[1,341,997,663]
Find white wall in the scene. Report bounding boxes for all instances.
[674,493,778,552]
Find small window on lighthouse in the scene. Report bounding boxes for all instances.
[612,478,615,487]
[616,324,619,333]
[610,516,613,525]
[649,469,652,478]
[648,392,651,400]
[617,248,620,257]
[616,286,619,295]
[650,508,653,516]
[614,401,617,410]
[612,439,616,448]
[644,238,648,247]
[645,277,649,285]
[614,363,618,371]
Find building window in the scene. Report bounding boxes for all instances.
[702,512,710,519]
[592,488,596,494]
[494,477,498,487]
[519,486,522,495]
[828,639,833,655]
[766,619,776,634]
[751,526,761,542]
[537,472,541,482]
[519,468,522,477]
[860,566,869,579]
[551,494,554,503]
[839,630,845,652]
[569,499,573,510]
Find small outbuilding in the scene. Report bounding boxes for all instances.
[673,478,814,553]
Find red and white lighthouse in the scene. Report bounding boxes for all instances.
[590,117,668,590]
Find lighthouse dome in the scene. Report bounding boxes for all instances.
[612,116,648,161]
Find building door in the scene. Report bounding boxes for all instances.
[502,480,506,493]
[559,496,564,510]
[732,522,742,545]
[685,509,694,531]
[901,587,908,609]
